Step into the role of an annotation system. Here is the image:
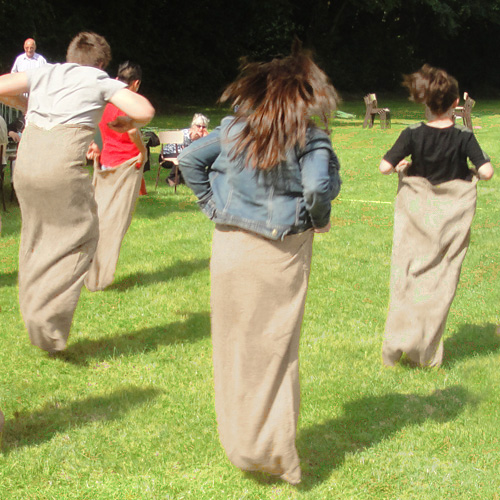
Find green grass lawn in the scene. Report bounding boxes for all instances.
[1,99,500,499]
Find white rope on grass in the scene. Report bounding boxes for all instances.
[337,197,482,209]
[337,198,393,205]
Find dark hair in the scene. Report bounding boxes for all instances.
[117,61,142,85]
[219,41,339,170]
[66,32,111,69]
[403,64,459,115]
[7,116,24,135]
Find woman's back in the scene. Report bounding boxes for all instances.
[180,116,340,240]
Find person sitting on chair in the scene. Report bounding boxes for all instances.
[160,113,209,186]
[8,116,24,143]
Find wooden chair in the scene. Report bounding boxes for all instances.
[453,93,475,130]
[155,130,185,191]
[363,93,391,129]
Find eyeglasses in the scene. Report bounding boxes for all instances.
[194,124,207,129]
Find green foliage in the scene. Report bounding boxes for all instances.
[1,100,500,498]
[2,0,500,100]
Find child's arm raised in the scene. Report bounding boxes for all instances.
[0,73,28,112]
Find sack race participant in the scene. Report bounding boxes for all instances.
[0,32,154,352]
[179,43,341,485]
[85,62,147,292]
[380,64,493,367]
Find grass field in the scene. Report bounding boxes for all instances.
[1,99,500,499]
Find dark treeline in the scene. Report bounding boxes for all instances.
[1,0,500,110]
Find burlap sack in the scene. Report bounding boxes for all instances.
[383,173,477,367]
[210,226,314,484]
[85,155,143,291]
[14,124,98,352]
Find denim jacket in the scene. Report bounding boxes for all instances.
[178,116,341,240]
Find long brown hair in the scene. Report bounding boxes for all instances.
[403,64,459,116]
[219,42,339,170]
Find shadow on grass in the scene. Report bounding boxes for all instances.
[133,185,200,220]
[0,270,17,288]
[108,258,209,291]
[443,323,500,366]
[2,385,161,453]
[297,385,473,489]
[54,311,210,366]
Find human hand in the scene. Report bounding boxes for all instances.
[8,131,20,143]
[190,124,208,141]
[86,141,101,160]
[136,152,145,169]
[477,161,494,181]
[314,221,331,233]
[395,159,411,173]
[107,115,135,133]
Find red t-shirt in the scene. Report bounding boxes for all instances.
[99,103,140,167]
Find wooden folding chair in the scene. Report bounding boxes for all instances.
[155,130,185,192]
[453,93,475,130]
[363,93,391,129]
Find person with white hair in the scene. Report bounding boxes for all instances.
[160,113,209,186]
[11,38,47,73]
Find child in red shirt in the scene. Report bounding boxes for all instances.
[85,62,148,291]
[99,62,147,188]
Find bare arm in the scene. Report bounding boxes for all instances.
[380,158,410,175]
[108,88,155,131]
[379,158,395,175]
[477,161,494,180]
[0,73,29,112]
[0,95,27,113]
[0,72,29,95]
[128,127,147,168]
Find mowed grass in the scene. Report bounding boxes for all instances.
[1,99,500,499]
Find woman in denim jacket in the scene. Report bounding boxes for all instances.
[179,45,341,485]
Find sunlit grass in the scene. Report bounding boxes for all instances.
[1,99,500,498]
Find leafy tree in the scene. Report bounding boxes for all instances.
[1,0,500,101]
